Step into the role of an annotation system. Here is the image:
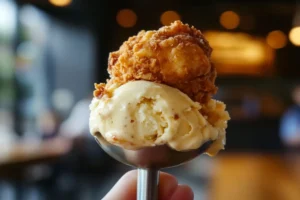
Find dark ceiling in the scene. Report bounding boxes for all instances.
[14,0,300,79]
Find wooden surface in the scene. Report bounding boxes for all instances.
[0,138,72,179]
[0,138,72,166]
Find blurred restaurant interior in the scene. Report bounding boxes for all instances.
[1,0,300,199]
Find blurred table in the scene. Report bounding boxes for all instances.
[0,138,72,179]
[209,153,300,200]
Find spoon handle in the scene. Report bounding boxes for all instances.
[137,168,159,200]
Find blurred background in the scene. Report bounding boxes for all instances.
[1,0,300,199]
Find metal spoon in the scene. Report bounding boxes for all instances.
[94,132,212,200]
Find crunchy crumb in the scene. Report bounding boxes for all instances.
[174,114,179,120]
[112,135,117,141]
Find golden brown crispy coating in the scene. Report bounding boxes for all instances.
[95,21,217,103]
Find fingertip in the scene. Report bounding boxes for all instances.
[103,170,137,200]
[170,184,194,200]
[159,172,178,186]
[158,172,178,199]
[103,170,193,200]
[122,170,138,181]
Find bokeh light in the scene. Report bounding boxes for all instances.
[266,30,287,49]
[49,0,72,7]
[220,11,240,30]
[203,31,274,75]
[289,26,300,46]
[116,9,137,28]
[160,11,181,26]
[52,89,74,113]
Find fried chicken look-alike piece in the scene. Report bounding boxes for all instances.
[90,21,230,154]
[94,21,217,104]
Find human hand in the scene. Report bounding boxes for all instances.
[103,170,194,200]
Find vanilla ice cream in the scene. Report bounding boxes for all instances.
[89,80,229,155]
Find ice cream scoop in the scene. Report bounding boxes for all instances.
[89,21,230,200]
[90,80,229,154]
[90,81,229,200]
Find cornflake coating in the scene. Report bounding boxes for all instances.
[95,20,217,103]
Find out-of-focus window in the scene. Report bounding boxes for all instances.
[0,0,16,111]
[14,5,96,139]
[15,5,51,139]
[0,0,17,145]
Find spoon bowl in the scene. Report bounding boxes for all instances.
[95,132,212,169]
[94,132,213,200]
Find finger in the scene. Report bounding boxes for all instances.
[158,172,178,200]
[103,170,183,200]
[170,184,194,200]
[103,170,137,200]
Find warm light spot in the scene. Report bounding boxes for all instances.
[289,26,300,46]
[266,30,287,49]
[203,31,274,76]
[220,11,240,30]
[49,0,72,7]
[160,11,181,26]
[116,9,137,28]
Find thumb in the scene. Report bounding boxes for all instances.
[103,170,137,200]
[103,170,193,200]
